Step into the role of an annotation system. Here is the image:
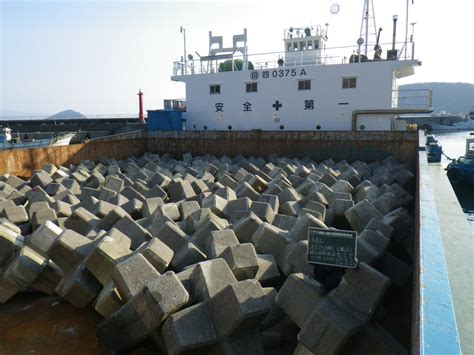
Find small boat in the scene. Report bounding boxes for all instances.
[425,134,442,163]
[0,127,74,150]
[446,136,474,186]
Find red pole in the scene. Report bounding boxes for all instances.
[137,89,145,123]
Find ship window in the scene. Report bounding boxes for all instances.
[246,82,258,93]
[293,42,298,51]
[307,41,313,50]
[287,43,291,52]
[300,41,306,51]
[210,84,221,94]
[342,77,357,89]
[298,79,311,90]
[314,40,319,49]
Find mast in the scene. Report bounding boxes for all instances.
[359,0,377,56]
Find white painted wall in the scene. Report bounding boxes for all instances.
[172,60,418,131]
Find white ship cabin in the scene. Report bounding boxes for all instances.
[171,23,432,131]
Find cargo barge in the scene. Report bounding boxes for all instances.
[0,130,470,354]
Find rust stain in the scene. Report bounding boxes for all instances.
[0,294,103,354]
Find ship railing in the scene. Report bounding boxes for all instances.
[0,114,141,122]
[393,89,433,110]
[172,41,415,76]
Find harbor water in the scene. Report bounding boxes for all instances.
[433,130,474,228]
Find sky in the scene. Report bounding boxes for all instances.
[1,0,473,116]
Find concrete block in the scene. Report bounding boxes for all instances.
[251,201,275,224]
[224,197,252,217]
[105,175,124,193]
[208,279,270,338]
[98,271,189,353]
[233,212,263,243]
[112,253,161,301]
[277,187,302,205]
[122,198,143,219]
[280,241,314,276]
[31,208,57,230]
[252,222,291,260]
[214,186,237,201]
[84,236,132,286]
[26,220,63,256]
[64,207,99,235]
[297,297,361,354]
[96,206,129,231]
[276,273,324,328]
[30,261,63,295]
[205,230,240,259]
[210,332,264,355]
[153,221,188,253]
[332,198,355,217]
[221,243,259,280]
[62,178,82,195]
[0,275,19,303]
[94,281,124,318]
[179,200,201,222]
[167,180,196,202]
[45,183,67,196]
[271,214,297,231]
[1,205,29,224]
[49,229,96,273]
[202,194,228,218]
[278,201,299,217]
[331,262,390,323]
[218,173,238,189]
[5,175,25,190]
[141,197,164,217]
[331,180,354,194]
[345,199,383,232]
[54,190,81,205]
[190,258,237,302]
[161,302,218,354]
[30,171,53,188]
[144,185,168,200]
[0,224,23,265]
[112,215,152,250]
[120,186,146,202]
[191,179,210,195]
[374,192,396,215]
[289,213,327,242]
[6,190,27,206]
[364,218,394,240]
[27,201,50,219]
[139,237,174,273]
[255,254,280,284]
[192,215,225,249]
[236,181,260,201]
[56,265,102,308]
[51,200,73,218]
[3,246,47,290]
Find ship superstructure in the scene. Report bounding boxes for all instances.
[171,1,432,131]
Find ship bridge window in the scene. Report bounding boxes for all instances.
[307,41,313,50]
[298,79,311,90]
[342,77,357,89]
[210,84,221,94]
[314,40,319,49]
[300,41,306,50]
[293,42,298,51]
[246,82,258,93]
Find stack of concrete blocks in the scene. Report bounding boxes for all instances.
[0,152,416,353]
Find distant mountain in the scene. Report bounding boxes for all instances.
[47,109,87,119]
[399,82,474,114]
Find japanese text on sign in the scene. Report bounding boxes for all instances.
[307,228,357,268]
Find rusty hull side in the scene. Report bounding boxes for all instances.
[0,138,147,178]
[147,131,418,163]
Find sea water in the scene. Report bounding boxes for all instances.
[434,130,474,228]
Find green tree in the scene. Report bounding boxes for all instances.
[219,59,254,72]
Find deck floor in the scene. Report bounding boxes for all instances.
[429,163,474,355]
